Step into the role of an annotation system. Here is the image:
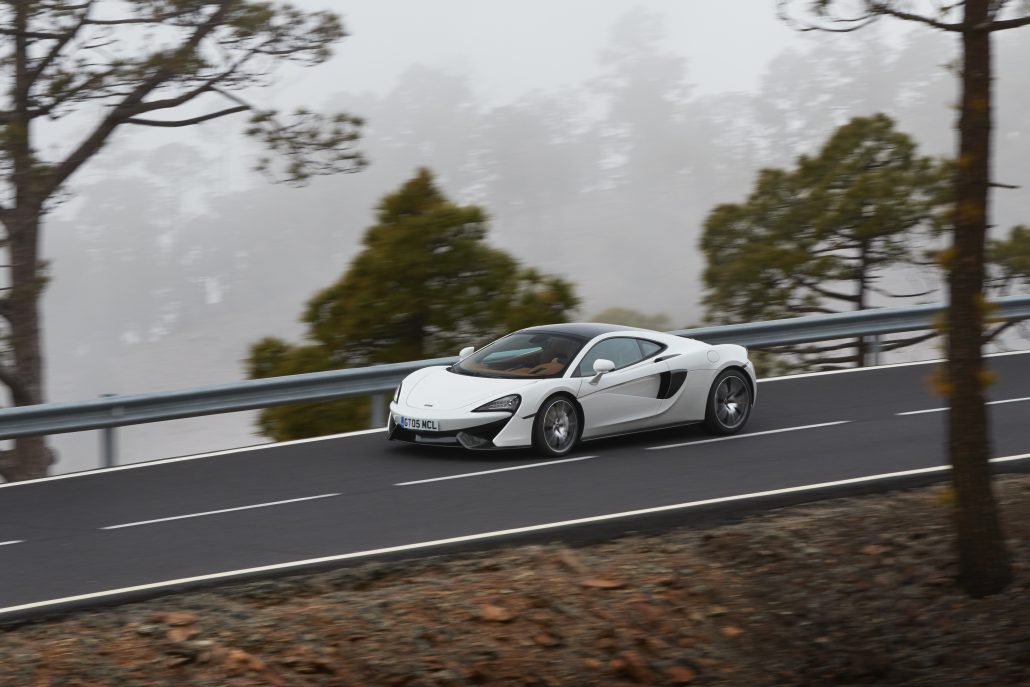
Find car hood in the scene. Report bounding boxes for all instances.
[404,367,539,411]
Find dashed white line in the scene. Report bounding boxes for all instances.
[396,456,597,486]
[0,428,388,490]
[4,452,1029,618]
[897,395,1030,416]
[100,493,341,530]
[989,395,1030,406]
[897,407,947,416]
[0,540,23,547]
[646,421,851,451]
[758,348,1030,382]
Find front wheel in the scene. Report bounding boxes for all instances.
[703,369,752,435]
[532,395,582,457]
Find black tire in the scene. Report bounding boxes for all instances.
[532,395,582,457]
[703,368,752,435]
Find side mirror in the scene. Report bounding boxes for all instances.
[459,346,475,360]
[592,358,615,375]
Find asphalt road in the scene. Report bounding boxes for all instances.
[2,352,1029,617]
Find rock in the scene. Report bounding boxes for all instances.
[167,626,198,643]
[479,604,515,622]
[152,611,196,626]
[610,651,653,683]
[556,548,591,575]
[664,665,698,683]
[224,647,266,673]
[533,632,562,647]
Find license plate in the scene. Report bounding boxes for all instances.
[400,416,440,432]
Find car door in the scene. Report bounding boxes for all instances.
[574,337,669,437]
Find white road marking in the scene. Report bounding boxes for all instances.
[897,407,947,416]
[0,427,387,490]
[989,395,1030,406]
[396,456,597,486]
[897,395,1030,416]
[758,348,1030,383]
[646,421,851,451]
[3,453,1028,618]
[0,540,23,547]
[100,493,341,530]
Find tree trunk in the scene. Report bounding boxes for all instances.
[0,4,54,482]
[0,209,54,482]
[947,0,1011,597]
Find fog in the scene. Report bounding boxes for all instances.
[36,2,1030,473]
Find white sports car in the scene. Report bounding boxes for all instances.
[387,323,756,457]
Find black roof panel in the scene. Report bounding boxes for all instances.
[519,322,640,340]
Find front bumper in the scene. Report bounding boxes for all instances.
[387,403,534,449]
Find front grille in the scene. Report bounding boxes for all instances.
[389,416,511,448]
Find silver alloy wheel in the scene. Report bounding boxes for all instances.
[714,375,749,429]
[542,398,578,453]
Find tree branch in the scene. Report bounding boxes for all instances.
[795,276,861,303]
[0,27,66,39]
[867,285,938,298]
[125,105,248,127]
[880,330,938,351]
[983,318,1026,343]
[989,14,1030,31]
[27,0,96,87]
[41,2,236,197]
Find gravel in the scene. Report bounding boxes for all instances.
[1,475,1028,686]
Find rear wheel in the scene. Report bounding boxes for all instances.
[532,395,581,457]
[703,369,752,435]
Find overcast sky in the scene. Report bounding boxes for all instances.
[269,1,812,108]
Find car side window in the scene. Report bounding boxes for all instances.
[576,337,663,376]
[638,340,662,358]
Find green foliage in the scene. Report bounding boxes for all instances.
[247,168,580,440]
[700,113,952,369]
[590,307,673,331]
[989,225,1030,288]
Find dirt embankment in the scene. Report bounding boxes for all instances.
[2,476,1028,686]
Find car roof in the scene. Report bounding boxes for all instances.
[518,322,643,340]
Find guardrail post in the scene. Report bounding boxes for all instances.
[100,393,118,468]
[370,393,386,428]
[869,334,882,366]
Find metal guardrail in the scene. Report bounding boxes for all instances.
[673,295,1030,347]
[1,295,1029,468]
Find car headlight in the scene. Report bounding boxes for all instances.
[393,382,402,403]
[473,394,521,413]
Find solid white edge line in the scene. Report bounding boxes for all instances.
[646,421,851,451]
[0,540,23,547]
[897,395,1030,416]
[100,493,341,530]
[3,452,1028,617]
[396,456,597,486]
[0,427,388,490]
[2,348,1026,490]
[758,347,1030,383]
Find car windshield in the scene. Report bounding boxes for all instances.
[453,332,585,379]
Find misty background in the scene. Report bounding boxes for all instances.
[39,1,1030,473]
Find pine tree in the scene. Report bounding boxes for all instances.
[247,169,579,440]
